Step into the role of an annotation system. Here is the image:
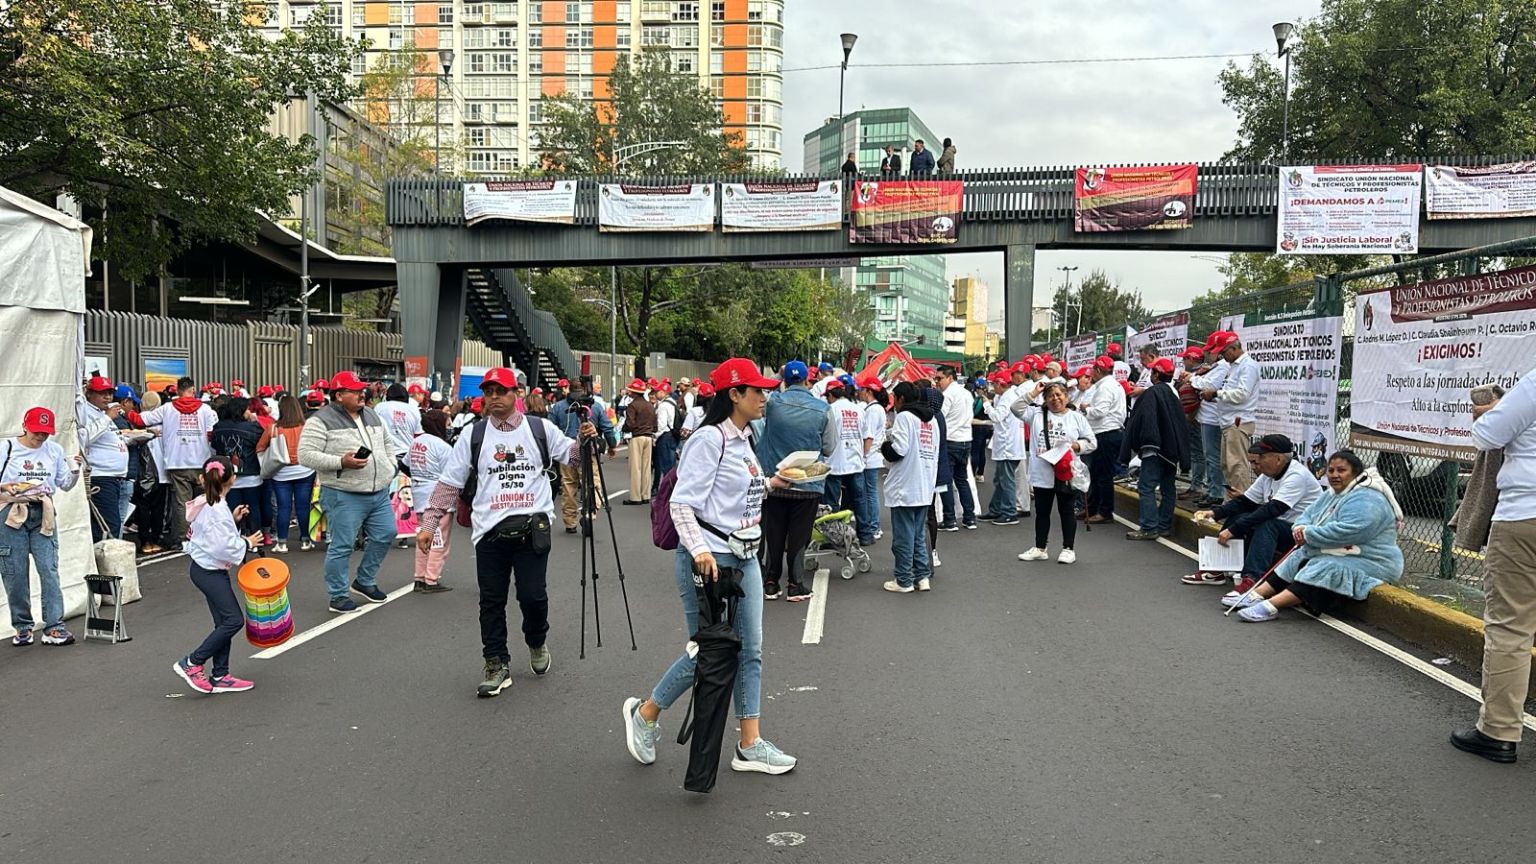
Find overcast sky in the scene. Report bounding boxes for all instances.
[781,0,1325,330]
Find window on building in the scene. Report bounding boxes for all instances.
[351,54,368,75]
[567,27,593,47]
[468,52,487,72]
[388,4,402,24]
[616,27,631,48]
[388,29,404,49]
[641,25,668,45]
[405,5,416,24]
[617,3,631,23]
[528,2,541,22]
[765,77,780,99]
[768,26,781,48]
[529,54,543,73]
[768,129,780,150]
[578,78,594,98]
[709,51,723,73]
[463,29,484,47]
[440,3,454,23]
[674,53,694,73]
[349,3,363,26]
[711,1,724,22]
[671,25,696,47]
[748,0,763,20]
[528,28,542,46]
[493,52,516,72]
[746,104,762,123]
[710,76,724,98]
[710,24,723,46]
[747,51,762,72]
[764,52,781,72]
[439,26,453,45]
[465,101,485,121]
[494,2,517,21]
[746,77,761,98]
[577,53,593,74]
[747,24,762,45]
[324,4,342,26]
[495,27,516,46]
[673,1,698,21]
[464,3,484,22]
[528,100,543,123]
[289,5,313,25]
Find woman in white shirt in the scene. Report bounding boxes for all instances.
[1012,382,1097,564]
[2,407,83,646]
[408,410,456,593]
[622,358,799,779]
[857,380,888,540]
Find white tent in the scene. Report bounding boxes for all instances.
[0,186,94,639]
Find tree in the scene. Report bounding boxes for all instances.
[1046,270,1150,336]
[538,47,751,175]
[0,0,361,280]
[1218,0,1536,163]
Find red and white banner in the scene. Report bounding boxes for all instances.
[597,183,715,232]
[1074,165,1197,232]
[1127,311,1191,359]
[848,180,961,244]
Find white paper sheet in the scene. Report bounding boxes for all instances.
[1198,537,1246,572]
[1040,442,1072,465]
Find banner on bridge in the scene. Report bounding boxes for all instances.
[598,183,715,232]
[1063,333,1099,371]
[1276,164,1422,255]
[1127,312,1191,359]
[848,180,961,244]
[463,180,578,226]
[1425,162,1536,220]
[1350,266,1536,462]
[721,180,842,232]
[1216,309,1343,477]
[1073,164,1197,232]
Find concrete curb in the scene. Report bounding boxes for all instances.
[1110,484,1536,686]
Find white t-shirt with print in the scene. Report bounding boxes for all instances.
[436,418,578,545]
[670,422,768,556]
[1,439,79,495]
[376,400,422,460]
[76,402,128,476]
[861,402,887,471]
[1243,458,1324,521]
[826,398,866,476]
[884,411,939,508]
[408,434,454,514]
[141,402,217,469]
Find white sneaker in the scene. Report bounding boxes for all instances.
[882,579,914,593]
[931,551,942,567]
[916,578,931,592]
[1018,547,1049,561]
[272,541,288,554]
[1058,549,1076,564]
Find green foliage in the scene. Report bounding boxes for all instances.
[538,47,750,175]
[0,0,361,280]
[1046,270,1150,336]
[1219,0,1536,162]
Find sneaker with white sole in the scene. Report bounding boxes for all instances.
[40,628,74,646]
[1181,571,1229,586]
[622,696,658,765]
[931,551,942,567]
[209,674,254,693]
[529,645,551,676]
[11,628,33,647]
[1238,600,1281,622]
[477,660,512,697]
[173,656,214,694]
[1222,590,1265,609]
[916,578,931,591]
[1057,549,1076,564]
[272,541,288,554]
[731,738,797,775]
[1018,547,1049,562]
[882,579,914,593]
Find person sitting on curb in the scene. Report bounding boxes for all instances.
[1222,449,1403,622]
[1184,434,1322,591]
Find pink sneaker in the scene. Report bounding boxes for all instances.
[173,656,214,694]
[209,674,255,693]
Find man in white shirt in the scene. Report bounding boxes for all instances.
[1182,333,1232,507]
[936,366,977,529]
[1108,342,1132,384]
[77,375,131,541]
[1185,434,1322,590]
[1081,356,1127,524]
[810,362,836,399]
[984,372,1025,524]
[1454,368,1536,763]
[140,375,219,548]
[1203,331,1261,495]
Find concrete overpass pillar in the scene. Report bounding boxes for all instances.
[1003,244,1036,359]
[400,262,466,388]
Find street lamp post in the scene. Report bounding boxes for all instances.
[838,33,858,120]
[1273,22,1296,161]
[435,49,455,175]
[1057,265,1079,339]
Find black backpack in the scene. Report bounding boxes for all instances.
[457,418,554,512]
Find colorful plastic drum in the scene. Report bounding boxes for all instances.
[237,558,295,648]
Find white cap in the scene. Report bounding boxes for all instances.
[429,391,443,402]
[678,377,692,385]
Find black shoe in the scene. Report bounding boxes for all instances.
[1450,727,1518,763]
[478,660,512,698]
[786,583,814,603]
[763,580,781,600]
[565,526,578,534]
[991,516,1021,526]
[351,581,388,603]
[417,582,453,593]
[328,596,360,614]
[1158,529,1174,538]
[1126,529,1161,541]
[939,522,960,532]
[622,499,646,506]
[962,521,978,530]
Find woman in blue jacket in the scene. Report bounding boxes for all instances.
[1224,449,1404,622]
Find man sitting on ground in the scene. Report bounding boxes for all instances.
[1183,434,1322,591]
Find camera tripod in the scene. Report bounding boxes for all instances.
[576,426,637,659]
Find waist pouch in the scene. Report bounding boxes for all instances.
[488,513,551,552]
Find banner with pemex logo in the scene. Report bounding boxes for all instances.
[598,183,715,232]
[1073,165,1197,232]
[848,180,962,244]
[1276,164,1422,255]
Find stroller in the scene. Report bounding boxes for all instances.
[803,506,872,581]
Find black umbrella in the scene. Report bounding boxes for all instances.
[675,567,744,794]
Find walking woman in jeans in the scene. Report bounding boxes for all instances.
[268,396,316,554]
[622,358,800,777]
[1013,381,1097,564]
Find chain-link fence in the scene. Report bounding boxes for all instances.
[1079,237,1536,616]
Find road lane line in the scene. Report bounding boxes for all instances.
[607,489,629,501]
[1113,513,1536,731]
[801,569,829,644]
[250,581,416,660]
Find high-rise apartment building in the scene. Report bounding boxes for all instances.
[944,276,989,358]
[259,1,785,172]
[802,107,948,345]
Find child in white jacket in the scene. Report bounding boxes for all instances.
[172,456,262,694]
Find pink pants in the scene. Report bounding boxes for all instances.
[414,511,454,585]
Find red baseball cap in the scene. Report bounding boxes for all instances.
[1009,361,1030,376]
[531,387,543,395]
[1093,355,1114,371]
[1150,357,1176,375]
[22,406,56,435]
[330,371,367,391]
[647,377,661,391]
[1119,379,1135,394]
[231,379,245,387]
[627,378,648,394]
[697,382,717,397]
[1040,353,1054,364]
[1209,331,1240,352]
[85,375,114,392]
[995,360,1009,369]
[855,373,884,391]
[312,378,330,390]
[305,391,326,406]
[709,358,779,391]
[470,397,484,413]
[407,383,427,396]
[1106,342,1122,354]
[1073,366,1092,379]
[662,382,673,394]
[480,367,517,390]
[557,378,569,387]
[257,385,276,398]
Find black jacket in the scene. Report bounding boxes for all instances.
[211,419,264,479]
[1119,382,1190,472]
[881,153,902,174]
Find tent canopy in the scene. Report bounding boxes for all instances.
[0,188,92,312]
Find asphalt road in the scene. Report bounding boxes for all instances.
[5,454,1535,864]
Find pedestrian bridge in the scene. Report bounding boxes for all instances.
[387,156,1536,379]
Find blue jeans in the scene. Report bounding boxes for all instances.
[987,459,1019,519]
[862,467,882,536]
[823,471,872,542]
[118,478,134,536]
[1137,456,1178,533]
[1201,424,1226,498]
[890,505,933,588]
[188,562,243,678]
[653,432,679,485]
[940,441,976,524]
[1187,421,1206,495]
[272,475,316,544]
[1227,516,1296,580]
[0,505,64,632]
[90,475,125,542]
[318,487,394,601]
[651,549,764,719]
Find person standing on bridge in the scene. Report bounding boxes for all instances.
[1453,367,1536,764]
[841,151,859,177]
[622,379,656,505]
[909,139,936,177]
[937,138,957,174]
[880,145,902,176]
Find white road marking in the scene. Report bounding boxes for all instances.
[250,581,416,660]
[801,568,829,644]
[607,489,629,501]
[1114,513,1536,731]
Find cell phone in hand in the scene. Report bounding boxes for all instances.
[353,447,372,460]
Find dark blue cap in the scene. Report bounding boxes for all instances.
[113,384,137,402]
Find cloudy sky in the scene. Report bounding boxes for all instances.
[781,0,1324,330]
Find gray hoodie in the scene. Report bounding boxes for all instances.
[298,402,399,494]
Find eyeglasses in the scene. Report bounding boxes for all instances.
[481,385,510,397]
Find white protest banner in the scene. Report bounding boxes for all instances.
[463,180,577,226]
[1425,162,1536,220]
[1350,265,1536,462]
[1221,310,1344,477]
[1277,164,1422,255]
[721,180,842,232]
[598,183,714,232]
[1064,333,1099,371]
[1126,312,1190,359]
